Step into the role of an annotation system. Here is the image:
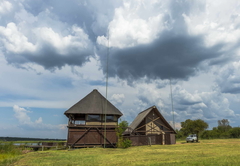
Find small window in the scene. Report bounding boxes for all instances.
[74,120,85,125]
[87,115,101,121]
[106,115,115,122]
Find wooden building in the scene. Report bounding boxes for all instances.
[64,89,123,148]
[123,106,176,146]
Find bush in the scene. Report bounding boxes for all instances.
[229,127,240,138]
[116,120,132,148]
[117,138,132,148]
[122,139,132,148]
[219,132,230,139]
[201,130,220,139]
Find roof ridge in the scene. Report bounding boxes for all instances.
[138,105,155,115]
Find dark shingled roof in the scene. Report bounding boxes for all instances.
[126,105,176,134]
[64,89,123,117]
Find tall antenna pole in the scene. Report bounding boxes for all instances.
[170,78,175,130]
[104,29,110,148]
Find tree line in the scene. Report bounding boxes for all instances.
[176,119,240,139]
[0,137,66,142]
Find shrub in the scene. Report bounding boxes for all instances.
[219,132,230,139]
[116,120,132,148]
[122,139,132,148]
[117,138,132,148]
[229,127,240,138]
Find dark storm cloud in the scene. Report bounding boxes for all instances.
[103,32,224,82]
[177,99,201,106]
[98,0,226,82]
[4,43,93,70]
[222,87,240,94]
[219,73,240,94]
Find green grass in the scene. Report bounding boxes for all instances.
[5,139,240,166]
[0,142,26,166]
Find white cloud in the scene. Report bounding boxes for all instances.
[0,22,92,57]
[184,0,240,47]
[35,117,42,124]
[0,22,36,53]
[173,85,202,105]
[199,91,236,120]
[0,0,12,14]
[97,0,168,48]
[169,121,181,130]
[111,93,125,105]
[59,124,67,130]
[13,105,66,131]
[34,25,91,55]
[13,105,31,124]
[215,61,240,94]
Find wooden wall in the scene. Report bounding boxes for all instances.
[67,126,117,147]
[123,134,175,146]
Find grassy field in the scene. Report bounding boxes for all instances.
[2,139,240,166]
[0,142,26,166]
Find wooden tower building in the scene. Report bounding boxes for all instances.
[64,89,123,148]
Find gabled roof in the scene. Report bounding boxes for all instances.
[127,105,176,134]
[64,89,123,117]
[128,106,152,131]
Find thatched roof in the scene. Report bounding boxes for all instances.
[125,106,176,134]
[64,89,123,117]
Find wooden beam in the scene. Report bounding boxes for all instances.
[146,125,160,132]
[71,127,91,148]
[95,128,116,148]
[134,117,160,131]
[148,117,171,130]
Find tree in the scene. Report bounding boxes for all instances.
[229,127,240,138]
[217,119,232,132]
[180,119,194,136]
[116,120,131,148]
[180,119,208,142]
[175,129,184,139]
[116,120,128,136]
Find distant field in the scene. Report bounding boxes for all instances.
[3,139,240,166]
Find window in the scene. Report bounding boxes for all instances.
[106,115,115,122]
[102,115,117,122]
[87,115,101,121]
[74,120,85,125]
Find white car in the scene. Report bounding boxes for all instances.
[186,134,197,143]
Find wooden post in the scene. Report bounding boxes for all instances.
[162,134,165,145]
[148,137,151,146]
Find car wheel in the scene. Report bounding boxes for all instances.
[187,141,188,143]
[192,140,194,143]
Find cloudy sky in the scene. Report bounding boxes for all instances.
[0,0,240,139]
